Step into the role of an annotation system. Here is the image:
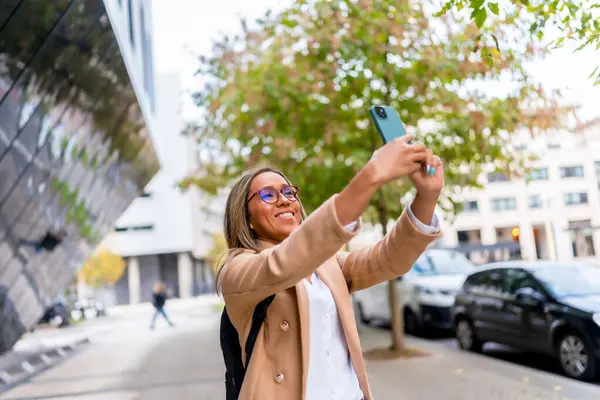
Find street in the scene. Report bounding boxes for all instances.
[437,334,567,377]
[1,296,600,399]
[395,324,568,378]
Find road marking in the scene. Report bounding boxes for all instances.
[0,371,12,384]
[21,361,35,374]
[40,354,53,365]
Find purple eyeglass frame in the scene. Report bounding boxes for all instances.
[246,185,300,204]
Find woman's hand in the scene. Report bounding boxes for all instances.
[409,153,444,225]
[367,134,429,186]
[409,152,444,201]
[335,134,434,226]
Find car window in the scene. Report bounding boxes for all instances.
[404,260,426,278]
[468,269,506,296]
[412,250,475,277]
[534,264,600,297]
[464,272,486,288]
[504,268,545,295]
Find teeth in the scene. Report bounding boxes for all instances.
[278,212,293,218]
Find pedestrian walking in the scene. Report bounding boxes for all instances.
[150,282,174,329]
[18,229,67,253]
[218,134,444,400]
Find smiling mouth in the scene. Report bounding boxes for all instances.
[275,212,295,218]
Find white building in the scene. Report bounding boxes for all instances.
[345,121,600,265]
[93,72,224,306]
[80,0,224,306]
[439,120,600,264]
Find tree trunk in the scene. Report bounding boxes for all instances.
[388,278,405,350]
[376,191,406,351]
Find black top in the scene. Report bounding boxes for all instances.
[152,292,167,308]
[39,233,62,251]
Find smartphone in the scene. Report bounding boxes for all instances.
[369,106,407,144]
[370,105,430,172]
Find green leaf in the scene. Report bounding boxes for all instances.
[553,37,565,48]
[435,1,453,17]
[471,0,485,9]
[529,21,538,34]
[474,8,487,28]
[488,3,499,15]
[491,34,500,51]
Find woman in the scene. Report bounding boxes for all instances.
[150,282,174,329]
[219,134,444,400]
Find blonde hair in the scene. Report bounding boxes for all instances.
[214,166,307,293]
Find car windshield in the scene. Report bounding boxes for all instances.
[409,250,475,277]
[533,264,600,297]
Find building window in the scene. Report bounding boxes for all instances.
[491,197,517,211]
[560,166,584,178]
[595,161,600,179]
[463,201,478,212]
[487,172,509,183]
[457,230,480,244]
[569,220,596,257]
[115,224,154,232]
[528,195,542,209]
[527,167,549,181]
[457,231,469,243]
[128,0,135,49]
[140,4,156,113]
[564,192,588,206]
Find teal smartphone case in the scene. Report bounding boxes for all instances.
[369,106,407,144]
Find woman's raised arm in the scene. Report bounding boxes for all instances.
[221,135,429,313]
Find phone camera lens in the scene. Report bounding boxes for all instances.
[375,107,387,119]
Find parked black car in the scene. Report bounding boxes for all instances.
[453,261,600,381]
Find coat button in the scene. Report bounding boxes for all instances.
[275,373,285,383]
[280,321,290,332]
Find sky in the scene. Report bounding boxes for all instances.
[151,0,600,124]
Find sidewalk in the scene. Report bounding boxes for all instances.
[360,326,600,400]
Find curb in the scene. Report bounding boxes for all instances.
[0,337,90,394]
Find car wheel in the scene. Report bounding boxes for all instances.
[355,302,371,325]
[557,333,597,381]
[455,317,482,352]
[404,309,420,336]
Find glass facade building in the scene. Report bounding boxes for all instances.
[0,0,159,354]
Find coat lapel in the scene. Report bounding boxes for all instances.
[258,237,311,398]
[294,279,310,400]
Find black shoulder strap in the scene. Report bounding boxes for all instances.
[244,294,275,367]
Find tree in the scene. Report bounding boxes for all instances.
[437,0,600,84]
[182,0,568,354]
[207,233,228,273]
[77,249,126,288]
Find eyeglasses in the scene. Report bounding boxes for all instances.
[247,185,300,204]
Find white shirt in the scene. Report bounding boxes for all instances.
[303,204,440,400]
